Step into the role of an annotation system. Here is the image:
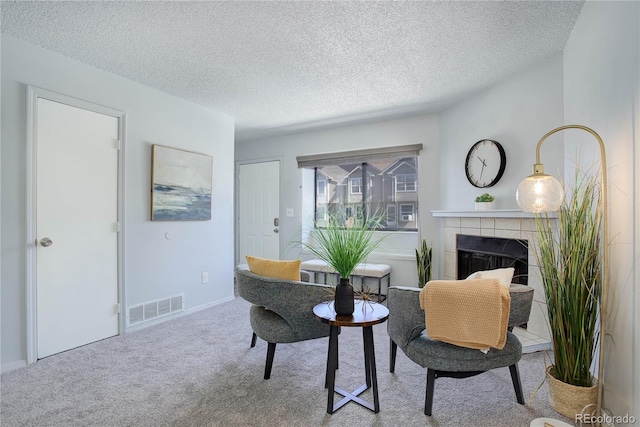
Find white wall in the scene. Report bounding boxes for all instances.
[563,2,639,418]
[1,36,235,372]
[438,54,565,211]
[235,114,440,287]
[436,55,565,282]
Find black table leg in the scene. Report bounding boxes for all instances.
[363,326,380,413]
[326,325,339,413]
[325,329,332,388]
[362,328,371,387]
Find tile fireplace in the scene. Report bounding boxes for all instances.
[432,209,554,352]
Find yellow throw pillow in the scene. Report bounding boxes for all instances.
[245,256,301,281]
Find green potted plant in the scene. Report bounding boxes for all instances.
[300,210,386,315]
[416,239,432,288]
[474,193,495,210]
[534,173,601,418]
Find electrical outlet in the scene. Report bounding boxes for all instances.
[201,272,209,284]
[286,208,294,217]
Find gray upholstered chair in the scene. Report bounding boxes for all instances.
[387,283,534,415]
[235,264,332,379]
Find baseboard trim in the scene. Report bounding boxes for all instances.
[2,359,28,374]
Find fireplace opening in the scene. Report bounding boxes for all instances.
[457,234,528,285]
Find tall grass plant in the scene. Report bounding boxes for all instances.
[534,172,602,387]
[416,239,432,288]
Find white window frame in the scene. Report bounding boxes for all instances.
[386,204,397,222]
[317,179,327,196]
[396,173,417,192]
[350,177,362,194]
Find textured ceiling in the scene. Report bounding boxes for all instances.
[1,1,583,141]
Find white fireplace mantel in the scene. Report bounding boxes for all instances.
[431,209,557,219]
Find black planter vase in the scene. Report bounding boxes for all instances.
[334,277,355,316]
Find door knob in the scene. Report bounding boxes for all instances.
[273,229,279,233]
[40,237,53,247]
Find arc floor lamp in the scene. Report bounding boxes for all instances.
[515,124,608,417]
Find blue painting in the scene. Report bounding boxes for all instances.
[151,145,213,221]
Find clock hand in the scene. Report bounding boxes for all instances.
[477,156,487,167]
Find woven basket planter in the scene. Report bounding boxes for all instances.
[546,366,598,419]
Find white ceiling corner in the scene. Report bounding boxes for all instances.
[0,1,584,141]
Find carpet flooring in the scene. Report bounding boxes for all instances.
[1,297,572,426]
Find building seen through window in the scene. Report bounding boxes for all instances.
[314,156,418,231]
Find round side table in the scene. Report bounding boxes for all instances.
[313,300,389,414]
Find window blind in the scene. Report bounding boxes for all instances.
[296,144,423,168]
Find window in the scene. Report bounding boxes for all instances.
[400,204,414,222]
[396,174,416,192]
[345,204,363,220]
[311,155,419,231]
[317,179,326,196]
[316,204,327,221]
[350,177,362,194]
[386,204,397,223]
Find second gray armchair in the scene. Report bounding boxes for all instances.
[387,282,534,415]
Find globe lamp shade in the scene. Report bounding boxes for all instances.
[516,173,564,213]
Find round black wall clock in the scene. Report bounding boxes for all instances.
[465,139,506,188]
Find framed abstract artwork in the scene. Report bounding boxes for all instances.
[151,144,213,221]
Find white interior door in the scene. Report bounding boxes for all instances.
[36,97,119,358]
[238,161,280,261]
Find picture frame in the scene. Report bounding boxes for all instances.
[151,144,213,221]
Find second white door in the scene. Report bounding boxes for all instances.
[238,161,280,261]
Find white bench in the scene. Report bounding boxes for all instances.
[300,259,391,302]
[299,259,338,284]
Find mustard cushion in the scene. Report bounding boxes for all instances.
[246,256,301,281]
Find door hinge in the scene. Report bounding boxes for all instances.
[114,139,121,150]
[114,222,121,232]
[115,303,121,314]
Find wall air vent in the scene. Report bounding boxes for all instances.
[144,302,158,319]
[171,296,183,311]
[129,305,144,324]
[128,294,184,326]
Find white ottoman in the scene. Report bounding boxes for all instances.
[351,263,391,302]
